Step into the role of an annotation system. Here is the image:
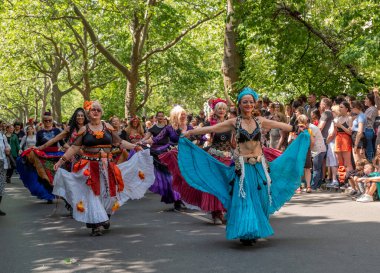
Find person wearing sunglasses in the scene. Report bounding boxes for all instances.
[53,101,155,236]
[18,111,64,204]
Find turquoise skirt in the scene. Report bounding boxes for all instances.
[178,131,310,240]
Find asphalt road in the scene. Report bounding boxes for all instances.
[1,177,380,273]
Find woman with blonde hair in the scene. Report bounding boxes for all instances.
[145,105,202,211]
[325,105,339,188]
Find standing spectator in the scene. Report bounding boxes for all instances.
[311,109,321,126]
[0,132,11,215]
[296,115,314,193]
[4,125,20,184]
[318,98,334,183]
[196,110,206,125]
[0,121,6,134]
[364,93,377,161]
[325,105,339,188]
[334,101,353,174]
[13,122,25,143]
[289,100,302,127]
[302,115,327,191]
[19,125,37,151]
[306,93,319,119]
[351,101,367,162]
[285,104,293,124]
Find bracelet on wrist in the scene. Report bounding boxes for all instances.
[60,157,67,162]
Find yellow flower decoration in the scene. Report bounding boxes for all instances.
[76,201,85,213]
[138,170,145,180]
[112,201,120,212]
[93,131,104,139]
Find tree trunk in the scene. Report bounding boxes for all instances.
[41,77,50,121]
[125,72,139,118]
[221,0,242,101]
[52,89,63,122]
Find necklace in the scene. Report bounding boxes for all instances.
[156,123,165,128]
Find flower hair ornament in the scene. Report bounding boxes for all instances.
[83,101,93,111]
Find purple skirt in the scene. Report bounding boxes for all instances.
[130,148,180,204]
[149,168,180,204]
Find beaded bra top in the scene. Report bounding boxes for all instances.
[237,118,261,143]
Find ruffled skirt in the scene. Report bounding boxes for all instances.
[178,132,310,240]
[17,149,63,201]
[53,149,155,224]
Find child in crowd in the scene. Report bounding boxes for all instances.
[356,163,380,202]
[347,159,368,197]
[372,144,380,171]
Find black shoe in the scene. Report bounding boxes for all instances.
[0,210,6,216]
[46,200,53,204]
[174,201,182,211]
[91,227,103,236]
[6,177,10,184]
[103,221,110,230]
[240,239,256,246]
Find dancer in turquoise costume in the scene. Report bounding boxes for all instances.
[181,87,310,245]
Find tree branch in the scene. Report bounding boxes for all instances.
[72,3,131,79]
[140,9,224,63]
[277,3,365,84]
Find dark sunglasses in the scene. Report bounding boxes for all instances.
[90,108,101,113]
[43,119,52,122]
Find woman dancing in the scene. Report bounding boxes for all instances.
[202,98,232,224]
[180,87,310,245]
[144,107,192,210]
[37,108,88,154]
[121,117,144,144]
[53,101,155,236]
[139,112,179,206]
[18,111,64,203]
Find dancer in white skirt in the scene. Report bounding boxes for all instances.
[53,101,155,236]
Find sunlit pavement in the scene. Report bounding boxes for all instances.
[1,176,380,273]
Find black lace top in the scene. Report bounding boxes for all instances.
[73,122,121,148]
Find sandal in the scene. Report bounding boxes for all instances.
[296,188,302,194]
[306,187,312,193]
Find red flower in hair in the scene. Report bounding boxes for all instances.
[83,101,93,111]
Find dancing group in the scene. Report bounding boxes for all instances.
[15,88,309,245]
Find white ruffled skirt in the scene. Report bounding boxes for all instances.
[53,149,155,224]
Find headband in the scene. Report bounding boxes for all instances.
[237,87,259,102]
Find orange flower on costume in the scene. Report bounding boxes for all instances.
[76,201,85,212]
[83,169,90,176]
[112,201,120,212]
[138,170,145,180]
[83,101,93,111]
[93,131,104,139]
